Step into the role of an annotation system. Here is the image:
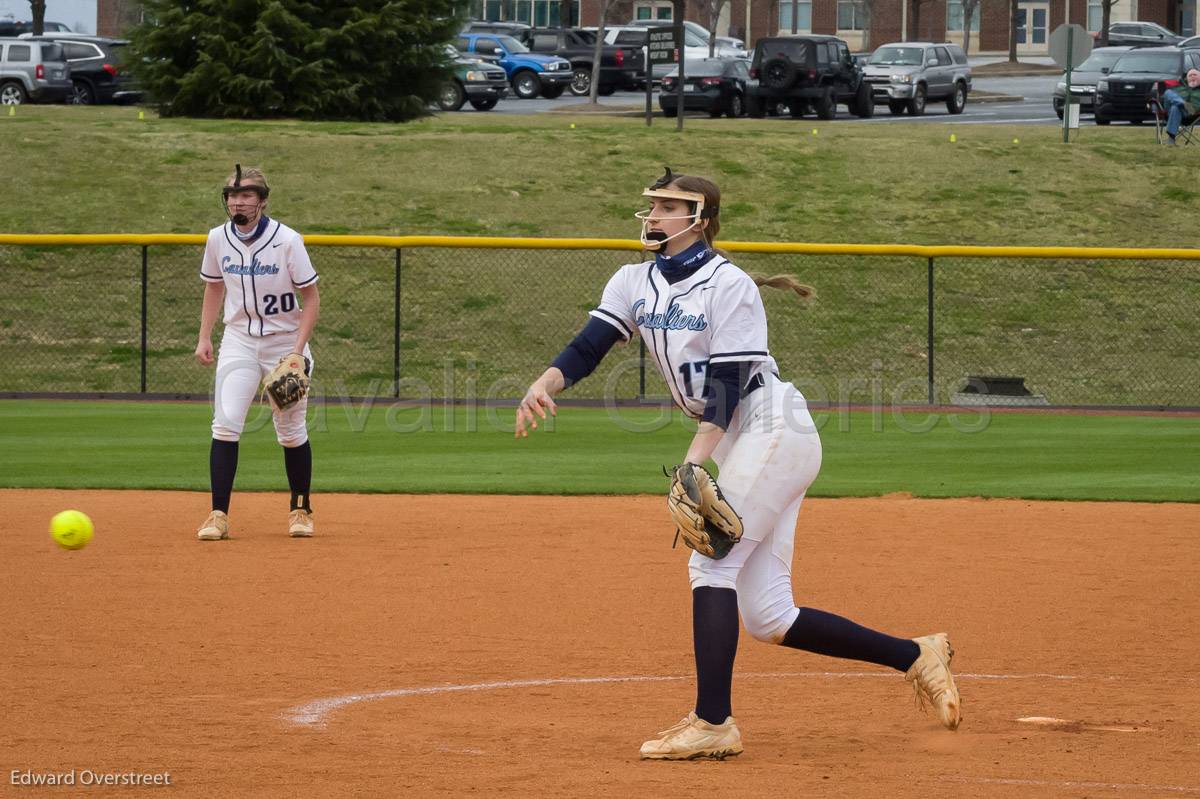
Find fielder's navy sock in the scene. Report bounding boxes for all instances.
[209,439,239,513]
[782,607,920,672]
[283,441,312,511]
[693,586,740,725]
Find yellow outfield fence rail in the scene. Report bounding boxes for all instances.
[0,235,1197,408]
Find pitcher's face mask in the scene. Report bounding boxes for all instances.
[222,163,270,226]
[635,187,708,251]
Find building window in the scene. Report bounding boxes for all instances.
[778,0,812,31]
[1086,0,1102,32]
[634,2,673,20]
[947,0,980,32]
[837,0,866,31]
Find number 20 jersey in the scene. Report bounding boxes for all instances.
[199,219,319,338]
[590,255,780,419]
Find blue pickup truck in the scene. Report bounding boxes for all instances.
[456,33,574,99]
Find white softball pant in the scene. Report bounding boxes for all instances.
[211,328,312,447]
[688,376,822,644]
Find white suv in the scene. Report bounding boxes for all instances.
[0,37,71,104]
[597,24,745,81]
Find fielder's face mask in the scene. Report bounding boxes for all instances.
[634,167,713,251]
[222,163,270,225]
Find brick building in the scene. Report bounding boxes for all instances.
[559,0,1193,53]
[96,0,142,37]
[96,0,1196,55]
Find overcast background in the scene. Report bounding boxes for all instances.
[0,0,97,34]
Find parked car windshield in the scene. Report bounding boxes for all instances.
[869,46,923,66]
[1112,51,1181,73]
[1076,49,1126,71]
[496,35,529,53]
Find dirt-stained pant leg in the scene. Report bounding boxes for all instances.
[689,380,822,642]
[211,330,312,446]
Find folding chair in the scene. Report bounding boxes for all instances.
[1151,79,1200,144]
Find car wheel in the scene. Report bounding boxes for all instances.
[1055,106,1064,120]
[746,94,764,118]
[541,85,565,99]
[852,81,874,118]
[569,67,591,96]
[512,71,541,99]
[436,81,466,111]
[468,97,498,111]
[906,84,927,115]
[0,81,27,105]
[946,81,966,114]
[1095,114,1111,125]
[663,106,678,117]
[815,87,836,120]
[762,57,797,90]
[887,100,905,115]
[726,92,744,118]
[72,80,95,105]
[789,102,807,118]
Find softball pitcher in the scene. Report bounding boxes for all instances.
[515,168,961,760]
[194,166,320,541]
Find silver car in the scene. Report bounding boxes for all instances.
[0,37,71,104]
[861,42,971,115]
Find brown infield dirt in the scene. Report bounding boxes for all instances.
[1,489,1197,799]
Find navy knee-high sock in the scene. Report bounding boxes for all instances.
[781,607,920,672]
[693,587,740,725]
[210,439,239,513]
[283,441,312,511]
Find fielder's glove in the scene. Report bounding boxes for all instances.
[262,352,311,410]
[666,463,744,560]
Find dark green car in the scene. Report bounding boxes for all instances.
[439,45,509,111]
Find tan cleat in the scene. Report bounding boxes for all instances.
[906,633,962,730]
[640,711,743,760]
[288,509,314,538]
[197,510,229,541]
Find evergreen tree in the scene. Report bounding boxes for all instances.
[129,0,463,121]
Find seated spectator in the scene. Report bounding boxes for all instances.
[1162,68,1200,145]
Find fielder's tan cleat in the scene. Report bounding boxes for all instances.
[288,509,314,538]
[197,510,229,541]
[906,633,962,730]
[639,711,743,760]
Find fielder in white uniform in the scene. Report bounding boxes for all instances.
[515,168,962,760]
[193,165,321,541]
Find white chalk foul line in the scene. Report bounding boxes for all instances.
[282,670,1095,728]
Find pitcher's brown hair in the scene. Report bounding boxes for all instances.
[668,173,815,301]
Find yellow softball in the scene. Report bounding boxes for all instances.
[50,510,94,550]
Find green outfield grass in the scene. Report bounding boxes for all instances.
[2,400,1196,501]
[0,106,1196,245]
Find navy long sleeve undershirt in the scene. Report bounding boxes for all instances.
[550,316,624,387]
[701,361,753,430]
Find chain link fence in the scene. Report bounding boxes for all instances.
[1,237,1197,408]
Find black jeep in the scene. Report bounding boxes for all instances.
[746,35,873,119]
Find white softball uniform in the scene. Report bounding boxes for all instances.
[593,254,822,643]
[200,219,319,446]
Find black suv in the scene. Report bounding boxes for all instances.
[1094,46,1200,123]
[746,35,873,119]
[26,34,142,104]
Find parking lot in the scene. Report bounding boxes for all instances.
[448,73,1068,125]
